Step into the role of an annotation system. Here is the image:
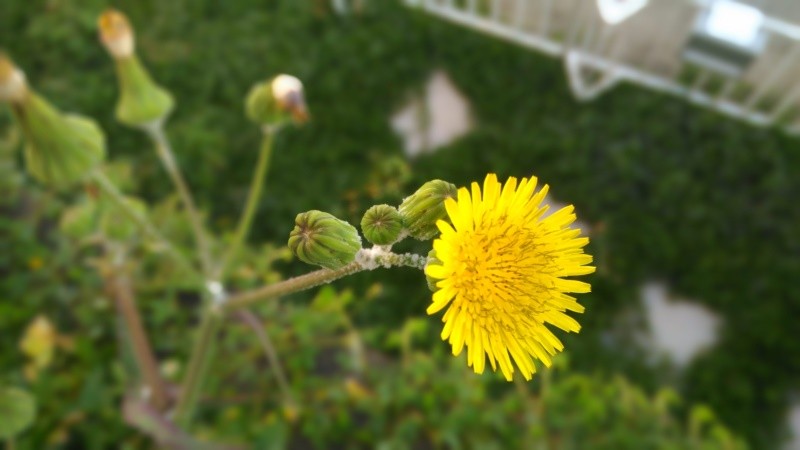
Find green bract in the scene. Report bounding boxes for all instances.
[15,92,106,188]
[398,179,457,240]
[289,210,361,270]
[114,55,174,126]
[361,204,404,245]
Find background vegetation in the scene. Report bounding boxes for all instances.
[1,0,798,448]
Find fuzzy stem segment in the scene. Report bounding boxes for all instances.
[224,248,425,311]
[217,128,275,279]
[143,122,213,276]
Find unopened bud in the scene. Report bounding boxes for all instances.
[398,180,457,240]
[288,210,361,270]
[361,204,404,245]
[3,58,105,188]
[99,10,174,126]
[246,74,309,127]
[98,9,134,58]
[0,54,27,103]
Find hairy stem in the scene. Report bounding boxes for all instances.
[143,122,213,276]
[217,129,275,279]
[225,262,363,312]
[105,268,169,410]
[225,250,426,311]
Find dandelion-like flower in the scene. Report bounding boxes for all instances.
[425,174,595,381]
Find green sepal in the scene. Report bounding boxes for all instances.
[114,55,174,126]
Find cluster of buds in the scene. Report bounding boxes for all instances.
[288,179,457,270]
[0,54,105,188]
[98,9,174,127]
[246,74,309,128]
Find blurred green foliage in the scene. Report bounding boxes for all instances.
[1,0,798,448]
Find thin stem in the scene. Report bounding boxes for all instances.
[236,310,295,405]
[91,170,198,279]
[172,307,221,427]
[217,129,275,279]
[225,262,363,312]
[225,250,426,312]
[143,122,213,276]
[105,267,169,410]
[174,249,424,427]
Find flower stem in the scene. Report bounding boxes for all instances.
[172,305,221,427]
[91,170,198,279]
[217,128,275,279]
[225,262,363,312]
[225,250,426,312]
[105,266,169,411]
[174,249,424,427]
[143,122,213,276]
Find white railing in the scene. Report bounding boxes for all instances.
[404,0,800,134]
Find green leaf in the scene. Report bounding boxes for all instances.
[0,387,36,439]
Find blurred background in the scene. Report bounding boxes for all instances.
[1,0,799,448]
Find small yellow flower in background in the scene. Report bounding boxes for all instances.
[425,174,595,381]
[20,315,57,380]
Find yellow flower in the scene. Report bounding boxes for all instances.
[425,174,595,381]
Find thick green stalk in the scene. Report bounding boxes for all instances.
[144,122,213,276]
[217,129,275,278]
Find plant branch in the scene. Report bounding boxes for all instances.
[236,310,295,406]
[142,122,213,276]
[225,249,426,312]
[217,128,276,279]
[172,304,221,428]
[105,266,169,411]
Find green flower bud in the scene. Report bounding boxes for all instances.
[425,249,443,292]
[99,9,174,126]
[361,204,404,245]
[289,210,361,269]
[246,74,309,127]
[1,56,105,188]
[398,179,457,240]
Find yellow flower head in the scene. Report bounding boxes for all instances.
[425,174,595,381]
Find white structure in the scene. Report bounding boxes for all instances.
[391,70,474,157]
[639,282,721,369]
[405,0,800,133]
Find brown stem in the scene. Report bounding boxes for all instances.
[105,271,169,411]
